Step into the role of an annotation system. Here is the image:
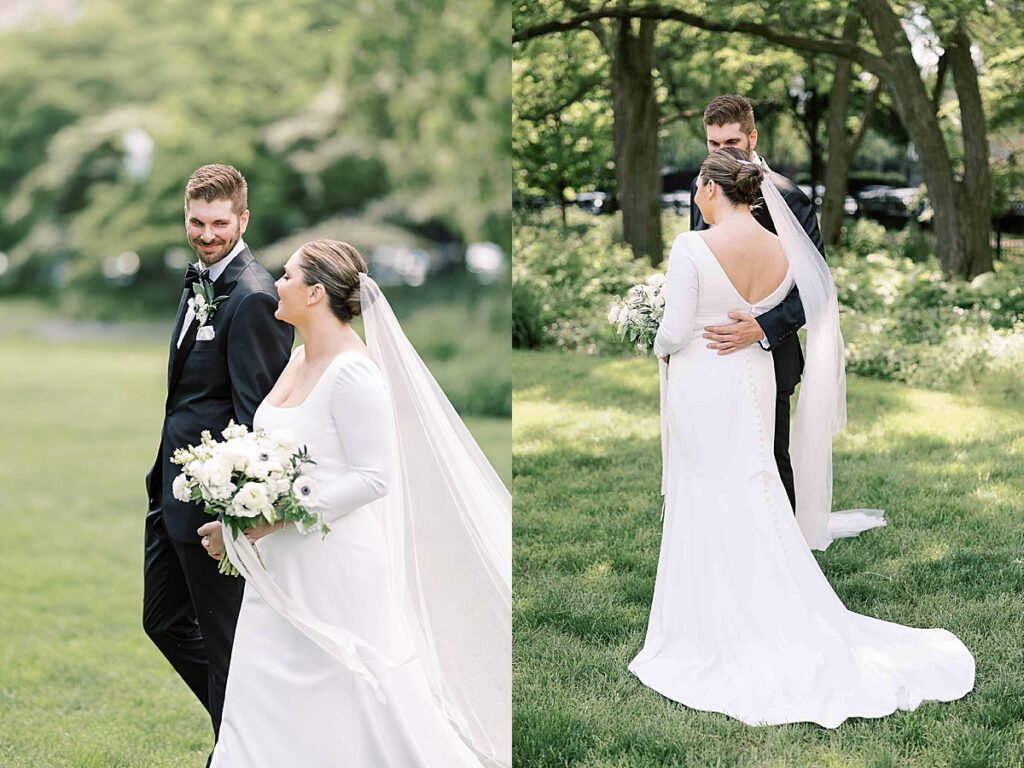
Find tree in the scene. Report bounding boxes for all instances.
[513,33,614,226]
[516,1,999,277]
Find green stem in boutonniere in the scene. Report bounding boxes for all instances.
[189,280,230,327]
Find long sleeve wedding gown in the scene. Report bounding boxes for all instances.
[628,231,974,727]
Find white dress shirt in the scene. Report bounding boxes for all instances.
[177,238,247,348]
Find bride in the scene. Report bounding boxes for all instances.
[629,147,974,727]
[199,239,510,766]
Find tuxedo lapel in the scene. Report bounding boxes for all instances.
[213,247,254,296]
[167,247,255,394]
[168,288,191,386]
[169,310,200,392]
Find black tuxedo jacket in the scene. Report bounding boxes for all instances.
[146,247,294,542]
[689,168,825,392]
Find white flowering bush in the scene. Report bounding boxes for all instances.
[172,421,325,575]
[607,273,666,354]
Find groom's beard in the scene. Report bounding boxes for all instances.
[191,229,241,267]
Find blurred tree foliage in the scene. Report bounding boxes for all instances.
[0,0,510,306]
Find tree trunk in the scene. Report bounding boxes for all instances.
[611,18,663,265]
[948,24,993,278]
[821,14,862,246]
[857,0,963,274]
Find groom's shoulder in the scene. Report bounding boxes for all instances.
[767,170,811,207]
[233,251,278,293]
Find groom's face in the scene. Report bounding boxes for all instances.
[185,198,249,266]
[705,123,757,158]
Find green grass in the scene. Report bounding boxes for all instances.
[513,349,1024,768]
[0,337,510,768]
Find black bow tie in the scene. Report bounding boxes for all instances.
[184,263,211,290]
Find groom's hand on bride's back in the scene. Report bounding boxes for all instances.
[198,521,224,560]
[704,312,765,355]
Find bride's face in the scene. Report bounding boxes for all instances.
[274,251,312,324]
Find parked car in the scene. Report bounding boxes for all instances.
[661,191,691,215]
[856,186,927,220]
[575,191,608,215]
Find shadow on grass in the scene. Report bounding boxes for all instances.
[513,351,1024,767]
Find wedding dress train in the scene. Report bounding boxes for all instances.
[629,231,974,727]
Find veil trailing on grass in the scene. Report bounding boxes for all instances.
[759,159,885,551]
[359,273,512,767]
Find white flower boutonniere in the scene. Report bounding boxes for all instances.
[188,278,229,330]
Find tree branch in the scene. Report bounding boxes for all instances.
[517,75,605,122]
[851,80,881,156]
[931,49,949,113]
[659,108,703,126]
[514,4,887,74]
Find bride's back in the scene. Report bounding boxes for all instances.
[697,222,788,306]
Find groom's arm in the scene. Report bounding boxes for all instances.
[226,291,293,426]
[689,176,702,232]
[754,183,825,349]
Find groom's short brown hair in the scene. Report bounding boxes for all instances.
[703,95,755,134]
[185,164,248,214]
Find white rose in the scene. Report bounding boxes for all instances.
[205,455,234,489]
[190,461,211,489]
[646,273,667,288]
[292,476,320,508]
[271,429,300,456]
[172,474,192,503]
[247,458,282,481]
[231,481,273,518]
[219,440,257,473]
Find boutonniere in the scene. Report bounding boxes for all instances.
[188,279,229,329]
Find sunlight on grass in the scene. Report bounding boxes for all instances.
[513,349,1024,768]
[0,337,509,767]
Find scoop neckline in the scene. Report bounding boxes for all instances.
[262,349,369,410]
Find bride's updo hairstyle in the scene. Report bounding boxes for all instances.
[699,146,764,207]
[298,239,369,322]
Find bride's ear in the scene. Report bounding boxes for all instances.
[307,283,325,306]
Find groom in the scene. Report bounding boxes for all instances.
[690,94,825,512]
[143,164,292,758]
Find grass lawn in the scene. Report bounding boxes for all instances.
[0,336,510,768]
[513,349,1024,768]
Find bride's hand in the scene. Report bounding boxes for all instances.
[198,521,224,561]
[245,519,287,543]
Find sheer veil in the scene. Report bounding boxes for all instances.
[359,273,511,766]
[759,158,885,550]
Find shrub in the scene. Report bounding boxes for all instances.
[515,214,1024,400]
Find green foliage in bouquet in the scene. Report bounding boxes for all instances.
[171,422,327,576]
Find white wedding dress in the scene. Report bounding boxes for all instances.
[211,351,485,766]
[629,231,974,727]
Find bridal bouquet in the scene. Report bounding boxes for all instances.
[171,421,325,576]
[608,273,667,353]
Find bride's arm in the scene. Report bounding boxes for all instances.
[652,236,700,359]
[299,357,394,531]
